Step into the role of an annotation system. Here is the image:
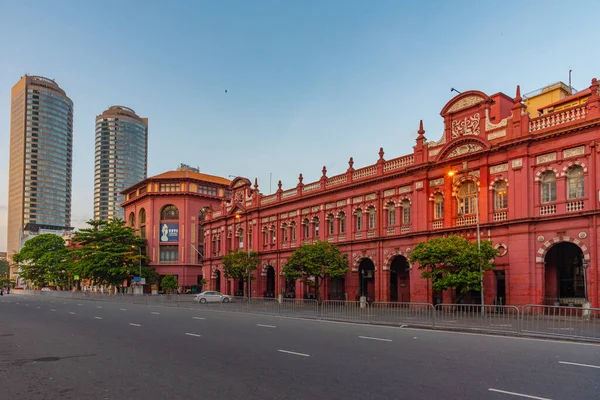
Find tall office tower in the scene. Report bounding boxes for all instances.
[7,75,74,276]
[94,106,148,221]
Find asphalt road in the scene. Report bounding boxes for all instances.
[1,295,599,400]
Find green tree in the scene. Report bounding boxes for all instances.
[11,234,70,288]
[222,250,259,296]
[161,275,178,293]
[283,240,349,302]
[69,219,154,288]
[409,235,498,297]
[0,259,9,280]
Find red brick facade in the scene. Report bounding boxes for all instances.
[125,79,600,307]
[121,169,231,289]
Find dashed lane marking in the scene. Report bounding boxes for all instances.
[129,323,141,327]
[192,317,205,320]
[94,317,102,320]
[278,350,310,357]
[151,312,160,315]
[69,312,75,315]
[257,324,276,328]
[358,336,392,342]
[559,361,600,369]
[488,388,552,399]
[185,333,201,337]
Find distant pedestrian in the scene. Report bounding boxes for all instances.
[1,289,3,296]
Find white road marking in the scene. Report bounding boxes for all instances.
[16,302,19,304]
[257,324,276,328]
[129,323,141,327]
[37,306,41,309]
[400,324,407,328]
[96,306,103,308]
[185,333,202,337]
[151,312,160,315]
[359,336,392,342]
[278,350,310,357]
[94,317,103,320]
[547,327,575,331]
[488,388,552,399]
[77,304,82,306]
[120,308,127,311]
[69,312,75,315]
[192,317,205,320]
[559,361,600,369]
[51,309,56,312]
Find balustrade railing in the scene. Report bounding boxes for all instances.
[566,200,584,212]
[529,106,587,132]
[456,215,477,226]
[539,204,556,216]
[352,166,377,180]
[383,155,414,172]
[493,211,508,221]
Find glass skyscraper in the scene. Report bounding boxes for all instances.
[7,75,74,271]
[94,106,148,221]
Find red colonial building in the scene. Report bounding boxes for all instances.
[198,77,600,308]
[121,165,231,291]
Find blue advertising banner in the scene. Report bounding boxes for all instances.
[160,223,179,242]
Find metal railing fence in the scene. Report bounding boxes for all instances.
[11,290,600,342]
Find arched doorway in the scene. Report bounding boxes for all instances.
[390,256,410,302]
[214,270,221,292]
[265,266,275,298]
[358,259,375,302]
[544,242,586,305]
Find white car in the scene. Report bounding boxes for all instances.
[194,291,234,303]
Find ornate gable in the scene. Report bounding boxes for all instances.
[429,91,491,161]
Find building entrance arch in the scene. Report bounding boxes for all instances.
[265,266,275,298]
[358,258,375,302]
[390,255,410,302]
[214,270,221,292]
[544,242,586,305]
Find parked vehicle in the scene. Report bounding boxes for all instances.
[194,291,234,304]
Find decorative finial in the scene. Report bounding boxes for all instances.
[514,85,522,103]
[298,173,303,184]
[378,147,384,160]
[591,78,599,92]
[417,120,425,136]
[348,157,354,170]
[254,177,259,190]
[322,166,327,177]
[278,180,282,191]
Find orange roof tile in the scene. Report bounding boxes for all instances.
[150,170,231,186]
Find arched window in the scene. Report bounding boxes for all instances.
[237,228,244,249]
[262,227,269,245]
[270,224,276,244]
[138,208,146,225]
[367,206,376,229]
[338,212,346,234]
[387,202,396,226]
[160,205,179,220]
[540,171,557,203]
[566,165,584,200]
[355,209,363,231]
[281,223,288,242]
[290,221,297,241]
[433,194,444,220]
[493,181,508,210]
[313,217,320,238]
[303,218,310,238]
[401,199,411,224]
[457,181,477,215]
[211,235,217,256]
[327,214,335,235]
[128,212,135,227]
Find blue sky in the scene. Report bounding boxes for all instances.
[1,0,600,251]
